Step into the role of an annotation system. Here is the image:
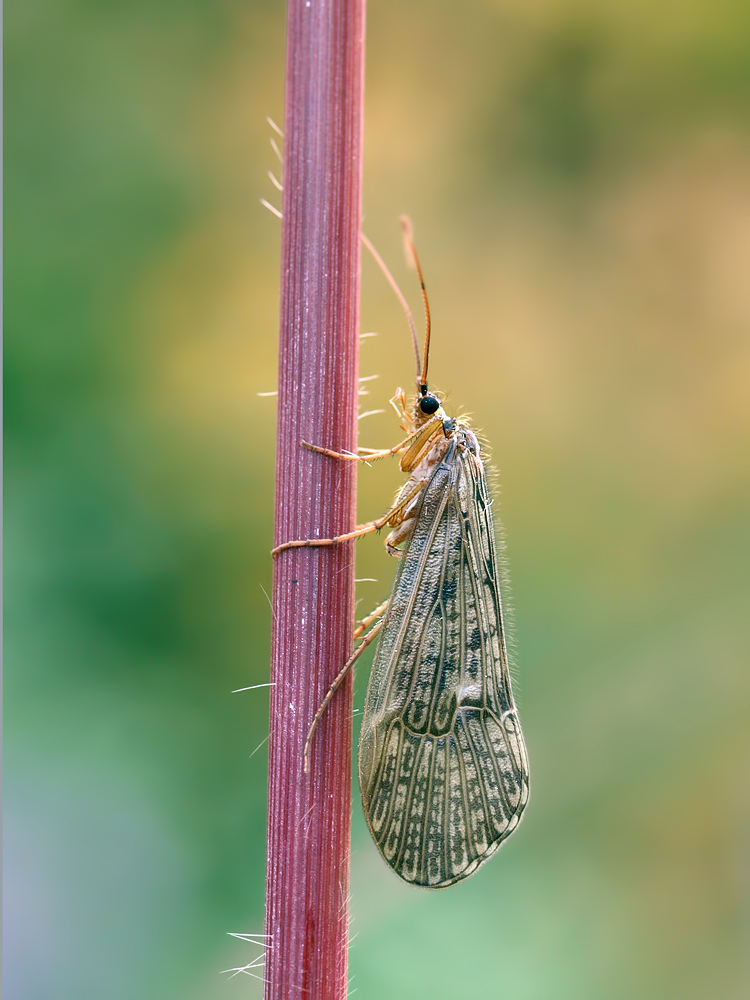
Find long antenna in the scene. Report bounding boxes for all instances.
[361,232,422,379]
[400,216,431,392]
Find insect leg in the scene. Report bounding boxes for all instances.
[304,618,384,772]
[301,428,420,463]
[302,416,442,472]
[354,599,389,638]
[271,481,425,556]
[389,388,414,434]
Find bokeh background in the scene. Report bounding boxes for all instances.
[6,0,750,996]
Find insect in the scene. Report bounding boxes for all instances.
[273,219,529,887]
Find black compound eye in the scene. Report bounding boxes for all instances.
[420,394,440,415]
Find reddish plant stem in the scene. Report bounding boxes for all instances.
[264,1,365,998]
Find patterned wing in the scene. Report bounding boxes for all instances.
[358,435,529,887]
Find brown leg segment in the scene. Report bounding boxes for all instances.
[304,618,384,772]
[301,429,418,463]
[354,599,388,638]
[271,481,425,557]
[389,388,414,434]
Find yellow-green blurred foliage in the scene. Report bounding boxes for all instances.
[6,0,750,997]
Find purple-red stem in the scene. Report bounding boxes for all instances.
[264,1,365,998]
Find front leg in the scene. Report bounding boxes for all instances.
[301,427,419,464]
[389,387,414,435]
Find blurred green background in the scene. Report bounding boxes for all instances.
[5,0,750,997]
